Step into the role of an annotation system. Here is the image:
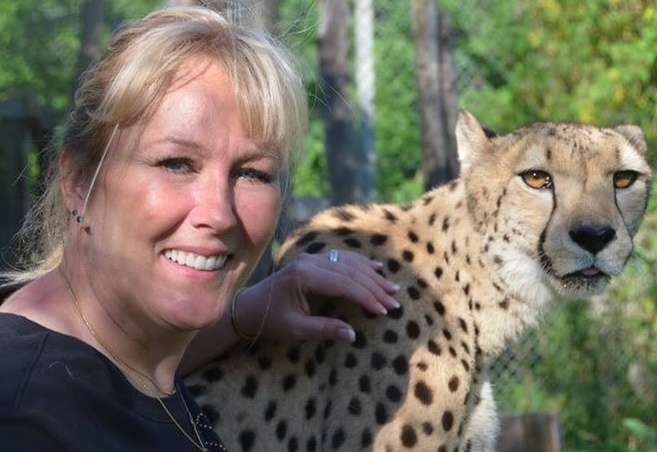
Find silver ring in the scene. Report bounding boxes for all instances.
[328,249,339,263]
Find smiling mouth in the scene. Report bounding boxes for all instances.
[164,249,227,271]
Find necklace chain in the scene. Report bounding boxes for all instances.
[58,267,208,452]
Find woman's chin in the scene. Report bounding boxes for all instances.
[163,302,222,332]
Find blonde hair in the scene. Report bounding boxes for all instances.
[7,6,307,283]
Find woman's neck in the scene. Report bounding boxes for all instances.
[5,267,190,397]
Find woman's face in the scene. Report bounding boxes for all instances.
[76,57,282,333]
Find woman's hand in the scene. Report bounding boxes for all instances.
[180,250,399,375]
[234,250,400,343]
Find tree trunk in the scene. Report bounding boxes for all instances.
[74,0,104,93]
[354,0,376,203]
[438,13,459,178]
[318,0,360,206]
[497,412,563,452]
[411,0,458,190]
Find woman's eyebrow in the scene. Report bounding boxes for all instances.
[160,136,205,151]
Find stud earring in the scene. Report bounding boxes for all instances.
[72,210,83,225]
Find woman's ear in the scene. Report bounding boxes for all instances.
[59,147,87,214]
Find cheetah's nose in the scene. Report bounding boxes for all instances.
[569,224,616,254]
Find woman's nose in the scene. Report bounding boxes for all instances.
[191,181,238,232]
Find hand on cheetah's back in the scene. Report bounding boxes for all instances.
[187,111,652,452]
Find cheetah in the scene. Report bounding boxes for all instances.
[187,111,652,451]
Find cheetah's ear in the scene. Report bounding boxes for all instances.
[614,125,647,154]
[455,110,494,172]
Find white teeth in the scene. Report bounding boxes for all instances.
[194,255,205,269]
[164,249,227,271]
[185,253,195,267]
[206,256,217,269]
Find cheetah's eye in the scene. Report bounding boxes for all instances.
[520,170,553,190]
[613,170,639,189]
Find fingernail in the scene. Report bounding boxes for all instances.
[338,328,356,342]
[378,305,388,315]
[388,282,400,292]
[388,297,401,309]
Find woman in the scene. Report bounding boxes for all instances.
[0,6,399,451]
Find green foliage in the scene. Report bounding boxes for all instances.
[288,0,657,200]
[278,0,424,202]
[371,2,422,202]
[276,0,326,198]
[402,7,657,446]
[623,418,657,449]
[0,0,82,112]
[0,0,162,116]
[442,0,657,164]
[495,289,657,451]
[289,112,330,198]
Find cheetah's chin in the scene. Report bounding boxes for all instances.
[558,268,610,295]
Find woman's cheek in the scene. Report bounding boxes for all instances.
[237,188,281,239]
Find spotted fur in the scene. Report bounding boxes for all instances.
[187,112,652,451]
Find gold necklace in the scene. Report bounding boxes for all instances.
[58,267,208,451]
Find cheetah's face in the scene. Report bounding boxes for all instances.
[456,112,652,299]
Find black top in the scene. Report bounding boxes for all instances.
[0,313,226,451]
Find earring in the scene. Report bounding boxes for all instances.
[72,210,83,225]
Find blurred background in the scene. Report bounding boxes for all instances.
[0,1,655,450]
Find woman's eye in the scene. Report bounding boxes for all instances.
[613,170,638,189]
[238,168,275,184]
[159,157,194,174]
[520,170,553,190]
